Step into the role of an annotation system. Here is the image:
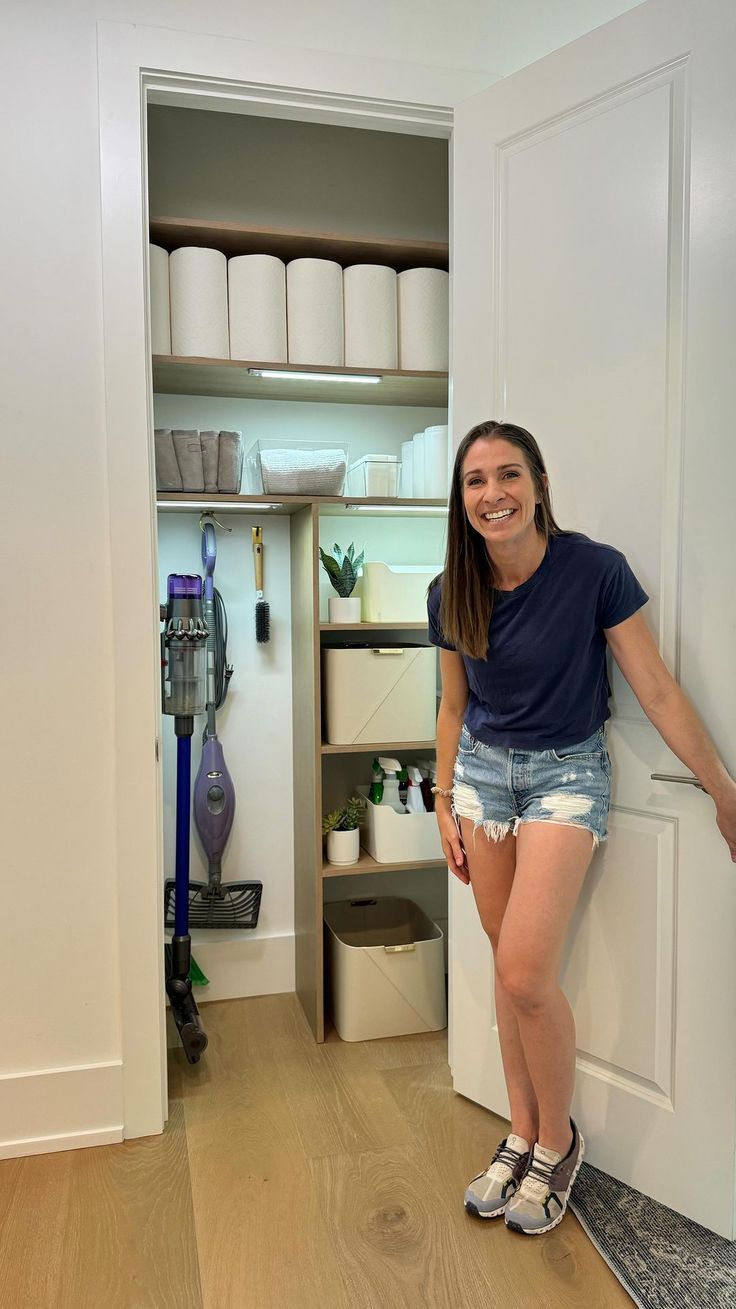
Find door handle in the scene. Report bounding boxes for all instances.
[650,773,706,791]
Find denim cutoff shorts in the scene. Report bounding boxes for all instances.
[453,724,611,848]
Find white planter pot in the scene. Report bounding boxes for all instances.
[328,595,361,623]
[326,827,360,866]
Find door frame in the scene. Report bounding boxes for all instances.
[96,20,456,1139]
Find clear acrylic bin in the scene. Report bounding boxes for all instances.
[346,454,399,498]
[243,437,348,495]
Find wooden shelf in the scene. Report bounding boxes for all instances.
[320,622,429,631]
[150,216,449,271]
[156,494,447,516]
[152,356,448,406]
[322,850,446,879]
[322,740,437,755]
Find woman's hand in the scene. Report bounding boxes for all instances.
[435,797,470,884]
[713,779,736,862]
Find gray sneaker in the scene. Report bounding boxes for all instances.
[504,1118,584,1235]
[464,1133,531,1218]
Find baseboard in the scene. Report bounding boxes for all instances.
[0,1061,124,1160]
[179,930,296,1006]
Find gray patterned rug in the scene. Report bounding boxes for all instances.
[569,1162,736,1308]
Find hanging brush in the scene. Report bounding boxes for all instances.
[252,525,270,643]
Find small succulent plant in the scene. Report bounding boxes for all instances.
[319,542,364,598]
[322,795,365,835]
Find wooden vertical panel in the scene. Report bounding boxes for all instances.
[291,504,324,1040]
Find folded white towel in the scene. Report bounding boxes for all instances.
[260,448,346,496]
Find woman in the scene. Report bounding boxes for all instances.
[428,419,736,1237]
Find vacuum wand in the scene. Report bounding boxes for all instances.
[161,574,209,1064]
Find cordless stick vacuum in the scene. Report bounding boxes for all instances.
[160,574,209,1064]
[163,517,263,932]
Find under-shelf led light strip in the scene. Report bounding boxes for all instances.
[247,367,381,385]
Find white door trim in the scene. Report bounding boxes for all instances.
[96,20,455,1139]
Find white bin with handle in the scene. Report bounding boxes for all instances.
[322,643,436,744]
[324,896,447,1041]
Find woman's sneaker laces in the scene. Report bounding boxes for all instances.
[504,1118,585,1235]
[464,1134,531,1218]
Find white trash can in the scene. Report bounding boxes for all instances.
[324,896,447,1041]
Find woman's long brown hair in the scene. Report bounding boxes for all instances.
[434,420,563,658]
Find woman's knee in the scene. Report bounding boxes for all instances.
[496,950,552,1013]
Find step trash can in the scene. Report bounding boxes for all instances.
[324,896,447,1041]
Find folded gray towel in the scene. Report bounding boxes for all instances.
[154,428,182,491]
[173,429,204,492]
[200,430,220,493]
[218,430,244,494]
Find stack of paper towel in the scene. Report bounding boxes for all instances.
[154,429,244,494]
[400,425,449,500]
[151,243,449,373]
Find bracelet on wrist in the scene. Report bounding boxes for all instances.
[431,784,453,798]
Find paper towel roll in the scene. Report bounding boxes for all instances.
[412,431,426,498]
[228,254,287,363]
[287,259,343,366]
[400,440,414,498]
[343,264,397,368]
[169,246,229,359]
[149,244,171,355]
[398,268,449,371]
[423,424,449,499]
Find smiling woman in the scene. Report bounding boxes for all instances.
[426,417,736,1237]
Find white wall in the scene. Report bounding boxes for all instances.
[1,0,488,1157]
[1,0,643,1155]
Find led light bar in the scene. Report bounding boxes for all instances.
[247,368,381,384]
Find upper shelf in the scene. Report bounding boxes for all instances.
[152,356,448,407]
[156,493,448,517]
[149,216,449,272]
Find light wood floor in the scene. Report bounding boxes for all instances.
[0,994,632,1308]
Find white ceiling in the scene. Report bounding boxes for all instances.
[160,0,646,80]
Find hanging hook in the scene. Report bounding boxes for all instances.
[199,512,232,534]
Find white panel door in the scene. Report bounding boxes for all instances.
[449,0,736,1237]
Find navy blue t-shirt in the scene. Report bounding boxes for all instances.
[427,532,648,749]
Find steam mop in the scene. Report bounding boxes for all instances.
[160,574,209,1063]
[164,517,263,932]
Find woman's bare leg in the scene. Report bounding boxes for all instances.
[496,821,595,1155]
[460,819,539,1144]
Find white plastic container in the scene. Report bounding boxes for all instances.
[324,896,447,1041]
[322,644,437,745]
[361,562,441,623]
[346,454,399,498]
[357,787,444,862]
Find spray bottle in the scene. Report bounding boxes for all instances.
[405,766,426,814]
[369,758,384,805]
[377,757,407,814]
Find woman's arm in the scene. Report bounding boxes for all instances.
[604,610,736,860]
[436,648,471,882]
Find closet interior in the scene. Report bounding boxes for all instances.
[149,101,451,1043]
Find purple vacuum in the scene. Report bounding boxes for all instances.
[164,517,262,932]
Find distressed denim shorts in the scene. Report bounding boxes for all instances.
[453,724,611,848]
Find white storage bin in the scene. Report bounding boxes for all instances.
[361,562,441,623]
[322,644,436,745]
[324,896,447,1041]
[346,454,399,498]
[356,787,444,863]
[243,437,348,495]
